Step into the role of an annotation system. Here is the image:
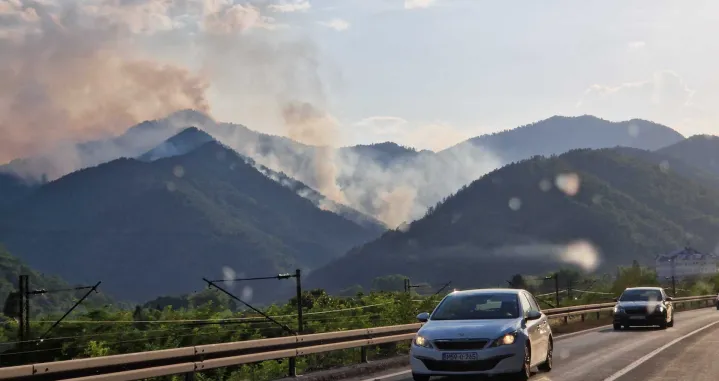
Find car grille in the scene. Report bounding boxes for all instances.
[624,306,654,315]
[421,355,512,372]
[432,339,489,350]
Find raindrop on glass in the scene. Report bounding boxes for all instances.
[508,197,522,211]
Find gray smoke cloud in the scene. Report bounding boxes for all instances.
[0,0,503,226]
[0,0,211,175]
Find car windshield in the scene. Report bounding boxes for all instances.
[619,289,663,302]
[430,292,520,320]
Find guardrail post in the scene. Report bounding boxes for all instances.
[563,316,568,325]
[289,357,297,377]
[360,346,368,363]
[596,311,600,319]
[581,314,585,322]
[185,372,195,381]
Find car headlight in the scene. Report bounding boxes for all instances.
[491,331,518,347]
[613,306,624,314]
[413,335,432,348]
[655,304,665,312]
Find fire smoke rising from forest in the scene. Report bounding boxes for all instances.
[0,0,502,226]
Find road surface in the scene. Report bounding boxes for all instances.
[350,307,719,381]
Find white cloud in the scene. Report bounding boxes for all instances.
[268,1,311,13]
[318,18,350,31]
[577,70,694,109]
[355,116,408,135]
[575,71,699,129]
[627,40,646,50]
[404,0,436,9]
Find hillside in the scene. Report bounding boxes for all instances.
[441,115,685,164]
[307,148,719,292]
[137,127,215,162]
[0,173,36,210]
[656,135,719,177]
[0,245,112,317]
[0,139,384,302]
[0,112,689,227]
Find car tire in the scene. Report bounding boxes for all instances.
[511,343,532,381]
[667,315,674,327]
[537,337,553,372]
[659,317,668,330]
[411,373,430,381]
[613,323,621,330]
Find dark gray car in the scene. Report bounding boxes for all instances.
[612,287,674,330]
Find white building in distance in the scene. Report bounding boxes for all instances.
[655,247,719,280]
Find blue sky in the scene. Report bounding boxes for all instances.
[1,0,718,157]
[243,0,717,150]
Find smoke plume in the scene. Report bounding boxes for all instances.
[0,0,503,227]
[0,0,210,170]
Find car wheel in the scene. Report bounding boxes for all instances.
[659,316,668,329]
[537,337,553,372]
[411,373,430,381]
[667,315,674,327]
[613,323,621,330]
[511,343,532,380]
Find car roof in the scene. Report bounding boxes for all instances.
[448,288,525,296]
[624,287,663,291]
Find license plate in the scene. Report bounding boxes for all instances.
[442,352,478,361]
[629,316,646,320]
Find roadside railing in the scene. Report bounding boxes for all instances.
[1,294,715,381]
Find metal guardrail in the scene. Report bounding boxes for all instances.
[1,295,715,381]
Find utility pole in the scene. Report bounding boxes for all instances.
[18,275,28,349]
[671,276,676,297]
[545,273,559,307]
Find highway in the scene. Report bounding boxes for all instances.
[349,307,719,381]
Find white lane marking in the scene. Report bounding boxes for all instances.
[360,369,411,381]
[554,324,610,341]
[602,320,719,381]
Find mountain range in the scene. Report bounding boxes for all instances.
[0,132,384,301]
[3,111,716,303]
[307,142,719,292]
[1,112,685,227]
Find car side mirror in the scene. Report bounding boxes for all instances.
[526,310,541,321]
[665,297,673,302]
[416,312,430,323]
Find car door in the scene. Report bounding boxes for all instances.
[525,292,549,361]
[519,292,542,365]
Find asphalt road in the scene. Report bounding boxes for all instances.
[351,307,719,381]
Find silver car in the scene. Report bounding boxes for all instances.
[410,289,553,381]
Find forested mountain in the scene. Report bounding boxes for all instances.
[0,135,384,302]
[656,135,719,177]
[0,245,113,317]
[1,112,687,227]
[0,173,36,211]
[307,147,719,292]
[441,115,685,164]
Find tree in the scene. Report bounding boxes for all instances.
[509,274,528,290]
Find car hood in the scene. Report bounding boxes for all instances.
[418,319,522,340]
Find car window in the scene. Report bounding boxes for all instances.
[525,293,541,312]
[431,292,520,320]
[619,289,663,302]
[519,293,532,317]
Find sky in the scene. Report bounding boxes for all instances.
[1,0,718,158]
